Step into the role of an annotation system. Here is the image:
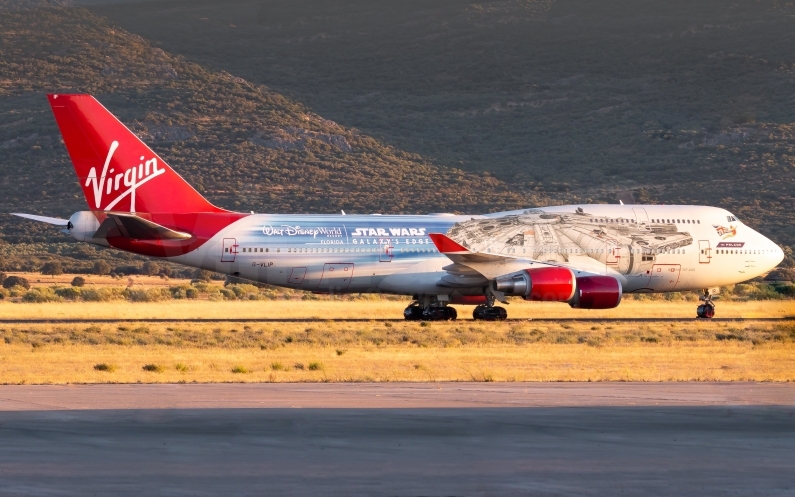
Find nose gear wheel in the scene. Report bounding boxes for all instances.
[696,289,716,319]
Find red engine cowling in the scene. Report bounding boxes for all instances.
[492,267,576,302]
[569,276,622,309]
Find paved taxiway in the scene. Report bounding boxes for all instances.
[1,383,794,496]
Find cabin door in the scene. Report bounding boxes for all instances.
[379,238,394,262]
[699,240,712,264]
[221,238,238,262]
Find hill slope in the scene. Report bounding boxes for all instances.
[87,0,795,261]
[0,4,534,271]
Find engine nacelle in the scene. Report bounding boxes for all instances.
[569,276,623,309]
[492,267,576,302]
[68,211,100,242]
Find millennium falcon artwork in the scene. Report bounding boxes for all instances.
[445,208,694,276]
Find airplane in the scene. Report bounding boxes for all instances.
[11,94,785,320]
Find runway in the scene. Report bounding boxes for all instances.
[1,383,794,496]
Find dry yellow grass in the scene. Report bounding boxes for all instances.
[0,318,793,384]
[2,342,792,384]
[1,299,793,320]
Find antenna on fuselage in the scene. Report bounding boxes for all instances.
[341,210,346,215]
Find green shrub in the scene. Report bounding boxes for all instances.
[124,288,170,302]
[22,288,63,303]
[185,288,198,299]
[308,362,323,371]
[71,276,86,287]
[80,287,125,302]
[55,287,82,300]
[94,363,117,372]
[142,364,165,372]
[175,363,189,372]
[270,361,285,371]
[219,288,236,300]
[231,365,250,373]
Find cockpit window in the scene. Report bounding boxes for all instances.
[726,215,739,222]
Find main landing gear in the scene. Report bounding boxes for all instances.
[403,296,458,321]
[472,292,507,321]
[697,289,716,319]
[473,305,508,321]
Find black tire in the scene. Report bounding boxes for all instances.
[404,305,423,320]
[447,307,458,321]
[696,303,715,319]
[473,305,507,321]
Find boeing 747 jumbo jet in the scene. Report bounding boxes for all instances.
[12,95,785,320]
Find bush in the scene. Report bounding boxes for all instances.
[308,362,323,371]
[142,364,165,372]
[0,272,6,285]
[124,288,170,302]
[270,361,285,371]
[2,276,30,290]
[22,288,63,303]
[142,261,160,276]
[71,276,86,287]
[94,363,117,372]
[185,288,198,299]
[80,287,125,302]
[55,287,82,300]
[93,260,111,276]
[231,365,250,374]
[40,261,63,278]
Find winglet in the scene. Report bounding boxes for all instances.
[428,233,470,253]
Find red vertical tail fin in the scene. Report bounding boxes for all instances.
[47,94,224,215]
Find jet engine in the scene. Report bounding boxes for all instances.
[568,276,623,309]
[492,267,576,302]
[68,211,101,243]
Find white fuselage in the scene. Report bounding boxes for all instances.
[160,204,783,297]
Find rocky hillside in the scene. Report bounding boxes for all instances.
[0,3,534,271]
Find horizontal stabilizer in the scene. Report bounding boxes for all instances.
[93,212,192,240]
[11,213,69,226]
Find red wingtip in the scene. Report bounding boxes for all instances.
[428,233,470,253]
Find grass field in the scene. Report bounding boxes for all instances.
[0,300,793,384]
[1,299,792,321]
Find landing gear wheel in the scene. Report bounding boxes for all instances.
[403,304,424,321]
[696,303,715,319]
[422,306,457,321]
[696,289,716,319]
[473,305,508,321]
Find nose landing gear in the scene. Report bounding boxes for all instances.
[697,289,716,319]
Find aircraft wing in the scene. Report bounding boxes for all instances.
[428,233,541,280]
[428,232,620,282]
[93,212,192,240]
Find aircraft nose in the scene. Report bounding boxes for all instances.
[773,243,785,266]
